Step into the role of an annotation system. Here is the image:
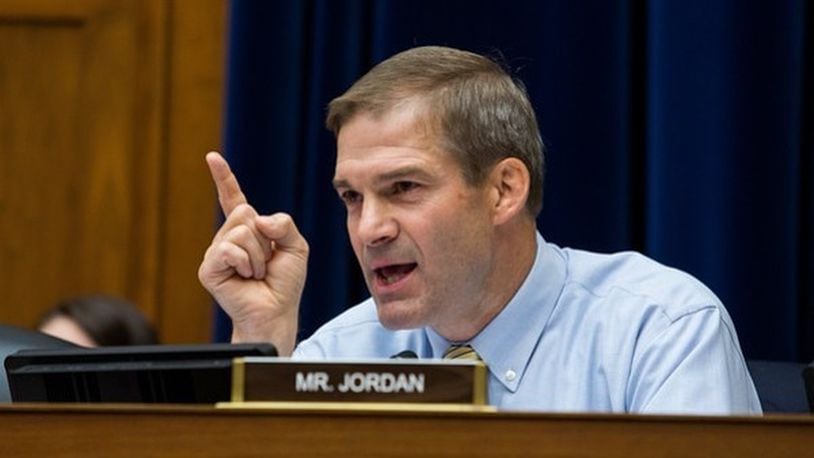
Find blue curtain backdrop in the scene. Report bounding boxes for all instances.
[216,0,814,362]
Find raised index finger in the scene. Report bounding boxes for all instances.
[206,151,248,216]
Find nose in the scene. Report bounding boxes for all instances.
[355,198,398,247]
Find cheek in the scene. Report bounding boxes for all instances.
[438,207,493,267]
[346,217,363,255]
[414,207,487,263]
[348,239,367,270]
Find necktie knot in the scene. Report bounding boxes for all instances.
[443,344,482,361]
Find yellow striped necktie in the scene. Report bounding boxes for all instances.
[443,344,482,361]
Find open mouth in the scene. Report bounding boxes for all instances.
[374,263,417,286]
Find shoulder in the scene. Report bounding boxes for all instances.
[546,246,758,413]
[312,297,382,331]
[293,298,427,359]
[549,246,742,354]
[560,247,723,323]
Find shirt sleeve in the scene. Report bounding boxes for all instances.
[626,306,762,414]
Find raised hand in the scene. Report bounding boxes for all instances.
[198,152,308,356]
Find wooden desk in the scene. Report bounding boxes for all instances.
[0,404,811,457]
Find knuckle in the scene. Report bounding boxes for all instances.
[274,212,294,226]
[231,224,254,241]
[197,263,207,283]
[231,203,257,219]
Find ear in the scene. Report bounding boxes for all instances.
[488,157,530,225]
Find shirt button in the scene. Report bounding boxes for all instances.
[505,370,517,381]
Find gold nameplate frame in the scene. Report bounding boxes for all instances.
[231,357,488,405]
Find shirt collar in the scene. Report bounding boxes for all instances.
[426,232,567,391]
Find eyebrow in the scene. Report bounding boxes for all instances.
[332,166,434,190]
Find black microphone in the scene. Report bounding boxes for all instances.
[390,350,418,359]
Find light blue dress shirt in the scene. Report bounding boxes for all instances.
[294,233,762,414]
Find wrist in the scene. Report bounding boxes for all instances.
[231,311,298,356]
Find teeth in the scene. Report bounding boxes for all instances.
[380,273,400,285]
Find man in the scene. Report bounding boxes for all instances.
[199,46,761,414]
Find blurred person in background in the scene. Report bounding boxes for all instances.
[37,295,158,347]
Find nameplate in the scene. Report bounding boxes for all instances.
[231,357,488,405]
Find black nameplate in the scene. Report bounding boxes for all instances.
[232,357,488,405]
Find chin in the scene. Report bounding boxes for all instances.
[374,299,426,330]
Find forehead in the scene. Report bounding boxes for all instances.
[337,102,431,153]
[333,105,459,182]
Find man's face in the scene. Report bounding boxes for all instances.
[333,105,498,334]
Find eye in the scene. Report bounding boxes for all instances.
[339,190,362,205]
[392,181,420,195]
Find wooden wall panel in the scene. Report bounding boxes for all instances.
[0,20,85,326]
[160,0,226,342]
[0,0,225,343]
